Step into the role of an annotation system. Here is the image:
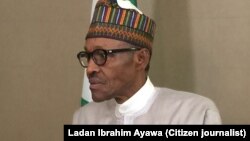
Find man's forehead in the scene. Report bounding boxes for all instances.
[85,38,129,50]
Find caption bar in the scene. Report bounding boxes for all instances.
[64,125,249,140]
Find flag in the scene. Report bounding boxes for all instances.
[81,0,98,106]
[129,0,137,6]
[81,0,138,106]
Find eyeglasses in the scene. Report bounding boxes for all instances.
[77,47,141,68]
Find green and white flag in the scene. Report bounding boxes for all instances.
[129,0,137,6]
[81,0,139,106]
[81,0,98,106]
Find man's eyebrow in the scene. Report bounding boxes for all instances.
[84,45,104,51]
[83,46,87,51]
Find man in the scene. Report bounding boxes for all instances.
[73,0,221,124]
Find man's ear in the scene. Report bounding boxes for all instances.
[135,48,150,70]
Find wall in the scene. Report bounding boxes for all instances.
[1,0,250,141]
[0,0,91,140]
[147,0,250,124]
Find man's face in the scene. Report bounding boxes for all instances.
[85,38,140,103]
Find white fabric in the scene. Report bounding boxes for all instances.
[115,77,156,124]
[73,77,222,124]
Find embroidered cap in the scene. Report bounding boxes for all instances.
[86,0,156,49]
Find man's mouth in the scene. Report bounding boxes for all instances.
[89,78,103,90]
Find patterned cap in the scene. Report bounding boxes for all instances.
[86,0,156,49]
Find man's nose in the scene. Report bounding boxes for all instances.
[86,58,100,75]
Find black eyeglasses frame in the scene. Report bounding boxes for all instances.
[77,47,141,68]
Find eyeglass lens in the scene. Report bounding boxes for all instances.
[78,49,107,67]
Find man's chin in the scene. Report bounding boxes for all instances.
[91,92,106,102]
[92,97,106,102]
